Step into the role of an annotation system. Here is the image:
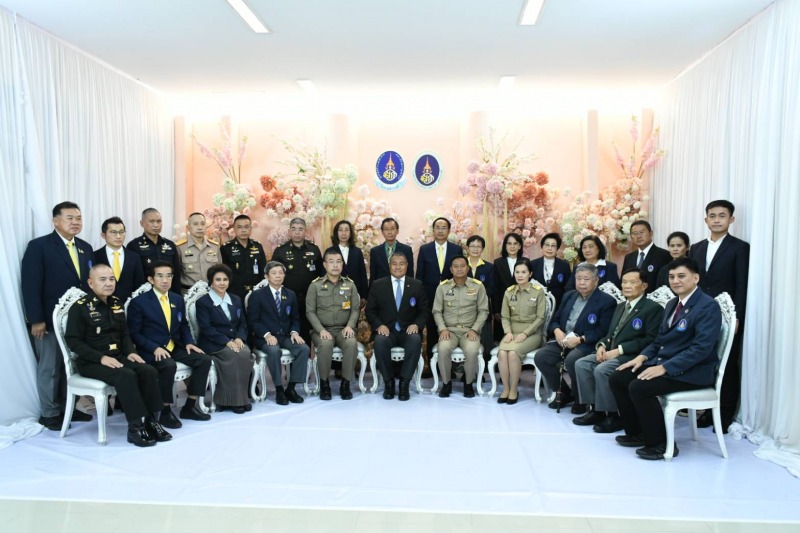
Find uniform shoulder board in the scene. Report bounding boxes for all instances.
[208,239,219,245]
[341,275,352,281]
[505,285,515,292]
[312,276,324,283]
[470,277,483,285]
[439,279,451,285]
[175,238,188,246]
[532,282,543,290]
[251,239,261,245]
[221,240,232,247]
[76,298,86,305]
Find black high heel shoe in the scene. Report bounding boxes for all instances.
[506,394,518,405]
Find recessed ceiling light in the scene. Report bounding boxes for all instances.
[226,0,270,33]
[297,79,317,93]
[519,0,546,26]
[499,76,516,90]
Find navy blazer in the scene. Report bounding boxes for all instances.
[94,246,145,302]
[127,289,195,363]
[641,288,722,385]
[21,230,94,328]
[622,245,672,294]
[467,259,495,299]
[195,293,248,353]
[530,256,571,308]
[369,241,414,286]
[689,235,749,321]
[247,285,301,347]
[365,276,430,333]
[597,297,662,356]
[547,289,617,355]
[416,241,463,302]
[565,261,621,292]
[327,245,368,301]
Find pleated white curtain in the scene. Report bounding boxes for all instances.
[0,8,174,445]
[652,0,800,475]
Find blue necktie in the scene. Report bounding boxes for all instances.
[275,290,281,313]
[394,279,402,331]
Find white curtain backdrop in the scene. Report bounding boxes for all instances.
[0,8,174,446]
[652,0,800,475]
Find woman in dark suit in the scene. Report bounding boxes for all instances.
[657,231,690,288]
[530,232,571,308]
[195,264,253,413]
[328,220,368,306]
[466,235,495,357]
[492,233,527,342]
[565,235,620,290]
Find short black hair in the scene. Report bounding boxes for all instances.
[147,259,173,278]
[466,235,485,248]
[331,220,355,247]
[381,217,399,231]
[540,232,562,249]
[323,247,344,261]
[432,217,451,230]
[705,199,735,215]
[206,263,233,283]
[101,216,125,233]
[621,267,648,284]
[666,231,690,249]
[500,232,524,257]
[141,207,159,219]
[188,212,205,219]
[53,201,80,217]
[450,255,468,267]
[233,214,251,225]
[630,220,652,233]
[388,251,408,264]
[667,256,700,275]
[513,258,532,273]
[577,235,607,261]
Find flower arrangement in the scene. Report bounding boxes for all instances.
[351,185,399,253]
[416,197,473,248]
[506,171,562,254]
[192,117,248,183]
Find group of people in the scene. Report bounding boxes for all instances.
[21,198,749,458]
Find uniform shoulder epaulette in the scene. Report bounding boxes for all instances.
[221,240,233,247]
[312,276,324,283]
[175,238,188,246]
[439,279,452,285]
[469,277,483,285]
[208,239,219,245]
[251,239,261,245]
[76,298,86,305]
[505,285,515,292]
[532,282,543,291]
[341,275,352,281]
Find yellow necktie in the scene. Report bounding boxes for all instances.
[67,241,80,276]
[160,294,175,351]
[437,244,444,273]
[112,251,121,280]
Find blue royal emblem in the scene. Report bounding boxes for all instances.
[599,269,606,278]
[286,306,292,315]
[237,308,242,318]
[413,153,442,190]
[88,260,93,268]
[588,313,597,325]
[375,151,406,191]
[410,297,416,307]
[632,318,643,330]
[557,273,564,283]
[177,312,182,322]
[647,265,654,272]
[479,275,485,282]
[677,318,688,332]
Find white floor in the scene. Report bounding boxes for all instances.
[1,373,798,532]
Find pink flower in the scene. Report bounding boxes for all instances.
[524,218,533,229]
[467,161,480,173]
[358,214,371,225]
[252,220,259,228]
[238,136,248,162]
[485,163,499,176]
[220,220,229,229]
[522,229,531,238]
[458,183,472,196]
[371,216,382,228]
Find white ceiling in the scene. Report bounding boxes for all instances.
[1,0,775,109]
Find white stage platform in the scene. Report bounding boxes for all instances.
[0,373,798,524]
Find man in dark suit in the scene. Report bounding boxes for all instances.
[415,217,463,367]
[533,263,617,411]
[21,201,94,430]
[248,261,310,405]
[689,199,749,431]
[622,221,672,294]
[573,268,661,432]
[366,252,430,401]
[609,257,722,460]
[369,217,414,286]
[127,261,212,428]
[127,208,182,294]
[530,232,572,308]
[94,216,145,302]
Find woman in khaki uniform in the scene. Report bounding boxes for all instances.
[497,260,546,404]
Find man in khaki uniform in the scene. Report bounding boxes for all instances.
[433,255,489,398]
[306,249,360,400]
[177,212,220,292]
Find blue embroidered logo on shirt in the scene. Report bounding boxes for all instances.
[588,313,597,325]
[632,318,643,330]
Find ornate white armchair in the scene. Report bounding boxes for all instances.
[659,293,736,461]
[487,290,557,400]
[647,285,675,308]
[598,281,625,304]
[369,348,425,394]
[430,345,485,396]
[125,283,214,413]
[311,343,368,395]
[54,287,116,445]
[245,280,311,401]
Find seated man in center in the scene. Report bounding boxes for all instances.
[365,252,429,401]
[306,249,360,400]
[533,263,616,411]
[432,255,490,398]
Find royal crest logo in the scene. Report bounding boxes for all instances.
[375,150,406,190]
[413,152,442,190]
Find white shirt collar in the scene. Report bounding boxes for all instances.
[209,290,232,307]
[638,242,654,256]
[57,232,75,246]
[105,245,124,264]
[391,276,405,285]
[679,287,699,306]
[626,294,644,308]
[709,233,728,245]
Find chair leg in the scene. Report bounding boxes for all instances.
[534,370,544,403]
[311,357,320,395]
[95,394,109,446]
[663,405,678,462]
[487,357,498,397]
[414,356,424,394]
[476,356,485,397]
[357,353,367,393]
[429,353,439,394]
[370,357,379,393]
[259,361,268,401]
[303,360,312,395]
[249,362,259,403]
[689,408,698,441]
[60,392,77,438]
[712,407,729,459]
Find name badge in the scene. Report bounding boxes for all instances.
[113,308,124,313]
[109,344,117,350]
[253,264,259,275]
[632,318,643,330]
[587,313,597,325]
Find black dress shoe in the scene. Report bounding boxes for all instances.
[615,434,646,447]
[506,394,518,405]
[548,395,573,409]
[340,379,353,400]
[464,383,475,398]
[593,416,624,434]
[285,388,304,404]
[243,403,252,412]
[636,443,679,460]
[180,404,211,421]
[497,396,508,404]
[144,418,173,442]
[232,406,246,414]
[275,386,289,405]
[319,379,332,401]
[71,409,92,422]
[573,410,604,426]
[696,410,713,428]
[383,378,395,400]
[571,403,588,415]
[159,408,182,429]
[127,423,156,447]
[439,381,452,398]
[39,415,65,431]
[398,379,410,401]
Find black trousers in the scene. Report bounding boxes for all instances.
[151,347,212,403]
[532,342,585,397]
[609,367,710,446]
[78,358,161,423]
[373,330,422,382]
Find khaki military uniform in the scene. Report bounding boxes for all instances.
[306,275,360,381]
[432,278,489,384]
[498,282,547,357]
[177,237,220,291]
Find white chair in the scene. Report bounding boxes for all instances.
[125,283,214,413]
[430,345,485,396]
[598,281,625,304]
[647,285,675,308]
[245,280,311,400]
[311,343,368,394]
[487,290,557,401]
[54,288,116,445]
[369,348,425,394]
[659,293,736,461]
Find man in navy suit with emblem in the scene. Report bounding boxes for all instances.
[622,221,671,294]
[369,217,414,286]
[247,261,310,405]
[94,217,145,302]
[127,260,212,428]
[22,201,95,429]
[127,208,182,294]
[610,257,722,460]
[689,199,749,431]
